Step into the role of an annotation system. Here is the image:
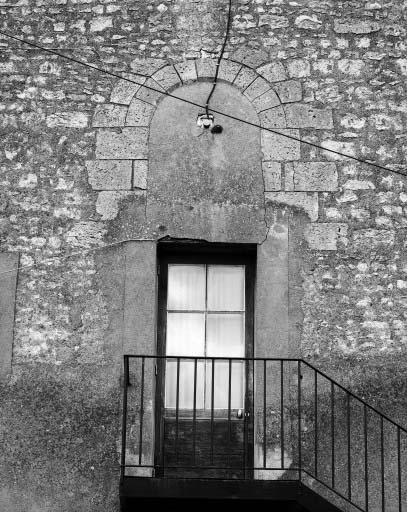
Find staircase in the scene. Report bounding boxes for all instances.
[120,356,406,512]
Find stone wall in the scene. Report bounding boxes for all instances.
[0,0,407,510]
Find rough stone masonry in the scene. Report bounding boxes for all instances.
[0,0,407,511]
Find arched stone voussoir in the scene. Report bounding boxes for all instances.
[256,61,288,83]
[110,75,147,106]
[125,97,156,127]
[259,105,287,129]
[151,65,182,92]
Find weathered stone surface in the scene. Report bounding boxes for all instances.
[284,162,295,191]
[253,90,281,112]
[321,140,356,160]
[130,57,166,76]
[263,162,282,191]
[233,66,257,91]
[95,128,149,159]
[265,192,318,221]
[286,59,311,78]
[0,253,19,379]
[89,16,112,32]
[110,78,145,105]
[274,80,302,103]
[136,78,166,106]
[244,77,271,101]
[305,223,348,250]
[175,60,197,82]
[261,129,301,161]
[195,58,217,78]
[46,112,88,128]
[285,104,333,129]
[133,160,148,190]
[293,162,338,191]
[351,229,395,252]
[218,59,241,83]
[126,99,155,127]
[151,65,181,91]
[86,160,132,190]
[92,104,127,127]
[259,106,286,129]
[333,20,381,34]
[96,191,136,220]
[295,15,322,30]
[256,62,287,83]
[258,15,289,29]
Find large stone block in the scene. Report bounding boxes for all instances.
[256,61,287,83]
[195,58,217,78]
[253,90,280,112]
[259,106,286,128]
[265,192,318,221]
[126,99,155,127]
[262,162,282,191]
[92,104,127,127]
[333,20,381,34]
[86,160,132,190]
[46,112,88,128]
[175,60,197,82]
[305,223,348,250]
[95,128,148,159]
[285,104,333,129]
[293,162,338,191]
[274,80,302,103]
[261,129,301,161]
[110,77,145,105]
[136,78,165,106]
[133,160,147,190]
[321,140,356,160]
[233,66,257,91]
[218,59,242,83]
[96,191,135,220]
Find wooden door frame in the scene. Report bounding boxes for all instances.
[154,240,256,477]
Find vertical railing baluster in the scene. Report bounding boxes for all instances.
[120,355,129,481]
[397,427,402,512]
[364,404,369,512]
[175,357,180,465]
[298,361,302,479]
[192,358,197,468]
[281,360,284,469]
[210,358,215,466]
[331,381,335,489]
[263,359,266,469]
[314,370,318,478]
[138,356,145,466]
[381,416,385,512]
[347,393,352,501]
[228,358,232,470]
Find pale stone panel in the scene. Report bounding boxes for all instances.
[256,61,287,82]
[253,90,280,112]
[96,128,149,159]
[195,58,217,78]
[46,112,88,128]
[92,104,127,127]
[218,60,241,83]
[133,160,148,190]
[265,192,318,221]
[233,66,257,91]
[262,162,281,191]
[333,20,381,34]
[261,129,301,161]
[126,99,155,127]
[321,140,356,160]
[151,65,181,91]
[96,191,139,220]
[274,80,302,103]
[259,106,286,128]
[284,104,333,129]
[175,60,197,82]
[293,162,338,191]
[284,162,295,191]
[86,160,132,190]
[244,76,271,100]
[130,57,166,75]
[110,78,145,105]
[305,223,348,250]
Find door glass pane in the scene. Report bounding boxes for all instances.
[207,265,245,311]
[206,313,245,358]
[165,361,205,409]
[206,361,244,409]
[166,312,205,356]
[167,265,205,310]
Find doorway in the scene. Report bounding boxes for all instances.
[155,242,256,479]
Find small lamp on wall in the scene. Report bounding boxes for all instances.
[196,113,223,134]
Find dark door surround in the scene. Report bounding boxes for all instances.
[155,241,257,478]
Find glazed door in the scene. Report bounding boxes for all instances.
[155,255,254,479]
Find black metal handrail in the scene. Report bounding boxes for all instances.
[121,355,406,512]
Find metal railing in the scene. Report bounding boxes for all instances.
[121,355,406,512]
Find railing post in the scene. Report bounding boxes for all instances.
[120,355,129,482]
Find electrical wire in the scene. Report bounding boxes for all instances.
[205,0,233,116]
[0,28,406,179]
